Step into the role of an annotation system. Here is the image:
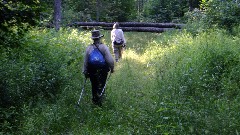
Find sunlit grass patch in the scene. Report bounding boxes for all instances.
[123,49,145,63]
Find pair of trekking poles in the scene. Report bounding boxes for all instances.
[76,72,111,106]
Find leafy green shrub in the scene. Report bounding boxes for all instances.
[185,0,240,34]
[183,8,209,35]
[0,1,42,48]
[184,0,240,36]
[204,0,240,30]
[2,27,239,134]
[0,28,88,134]
[151,29,240,134]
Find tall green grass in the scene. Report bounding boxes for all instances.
[0,28,89,134]
[1,27,239,134]
[145,29,240,134]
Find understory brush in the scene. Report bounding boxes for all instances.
[1,27,239,134]
[0,28,88,134]
[146,29,240,134]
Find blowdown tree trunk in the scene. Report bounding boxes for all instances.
[68,22,184,29]
[81,26,175,33]
[67,22,184,32]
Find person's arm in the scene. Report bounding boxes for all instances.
[82,46,90,76]
[111,30,115,42]
[102,46,114,72]
[120,30,126,44]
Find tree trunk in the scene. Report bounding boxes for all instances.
[105,27,175,33]
[54,0,61,31]
[68,22,184,29]
[189,0,201,11]
[189,0,194,11]
[80,26,176,33]
[96,0,100,22]
[67,22,184,33]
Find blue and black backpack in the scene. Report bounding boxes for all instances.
[88,47,107,70]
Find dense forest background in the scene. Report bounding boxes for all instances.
[1,0,240,47]
[1,0,240,43]
[1,0,240,134]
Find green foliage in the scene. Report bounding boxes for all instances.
[0,28,88,134]
[61,0,135,23]
[184,0,240,34]
[2,1,240,134]
[183,8,210,35]
[143,0,188,22]
[108,0,136,22]
[0,0,42,47]
[148,29,240,134]
[204,0,240,29]
[1,26,240,134]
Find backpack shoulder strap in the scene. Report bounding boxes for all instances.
[93,43,105,58]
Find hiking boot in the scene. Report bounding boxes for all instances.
[92,100,102,106]
[92,98,102,106]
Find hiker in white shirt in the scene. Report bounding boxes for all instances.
[111,22,126,62]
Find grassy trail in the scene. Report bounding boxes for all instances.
[75,32,161,134]
[17,29,240,134]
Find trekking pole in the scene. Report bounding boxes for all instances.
[77,77,87,106]
[99,72,111,97]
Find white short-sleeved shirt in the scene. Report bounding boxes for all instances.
[111,29,126,44]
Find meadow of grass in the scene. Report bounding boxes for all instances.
[1,27,240,134]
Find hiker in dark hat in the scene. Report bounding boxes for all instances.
[111,22,126,62]
[83,30,114,106]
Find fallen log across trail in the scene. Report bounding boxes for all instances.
[81,26,175,32]
[67,22,184,33]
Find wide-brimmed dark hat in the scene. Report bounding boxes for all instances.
[91,30,104,39]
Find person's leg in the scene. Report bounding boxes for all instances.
[90,69,107,106]
[119,46,123,59]
[89,71,99,104]
[113,44,120,62]
[98,71,108,96]
[96,70,108,105]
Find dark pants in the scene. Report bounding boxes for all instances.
[88,68,108,105]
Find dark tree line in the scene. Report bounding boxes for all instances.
[60,0,201,23]
[0,0,41,47]
[0,0,202,32]
[1,0,239,45]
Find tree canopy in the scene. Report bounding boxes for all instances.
[1,0,240,134]
[1,0,239,47]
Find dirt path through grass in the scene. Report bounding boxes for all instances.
[92,49,160,133]
[77,42,161,134]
